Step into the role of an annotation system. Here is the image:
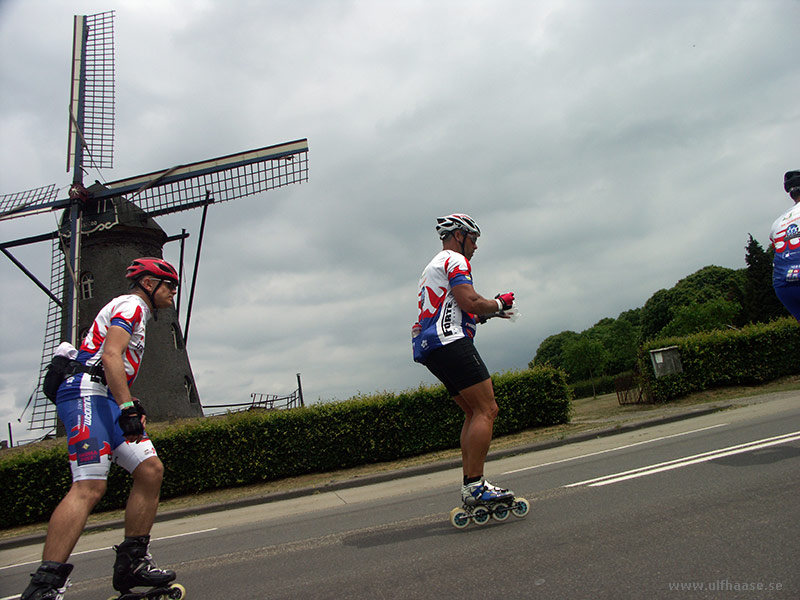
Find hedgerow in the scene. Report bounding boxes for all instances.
[639,317,800,401]
[1,365,571,528]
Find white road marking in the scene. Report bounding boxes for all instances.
[503,424,728,475]
[0,527,218,572]
[565,431,800,487]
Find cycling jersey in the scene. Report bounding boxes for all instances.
[76,294,151,387]
[413,250,477,363]
[770,203,800,287]
[770,203,800,320]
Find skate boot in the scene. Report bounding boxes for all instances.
[461,479,515,507]
[112,535,177,597]
[20,561,73,600]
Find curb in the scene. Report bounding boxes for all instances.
[0,403,729,551]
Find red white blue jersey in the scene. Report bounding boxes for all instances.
[770,204,800,287]
[76,294,151,387]
[413,250,477,363]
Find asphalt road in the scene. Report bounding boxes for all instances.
[2,395,798,599]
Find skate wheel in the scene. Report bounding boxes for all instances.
[473,506,491,525]
[492,502,511,521]
[450,507,470,529]
[168,583,186,599]
[512,497,530,518]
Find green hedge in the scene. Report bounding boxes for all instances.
[1,365,571,528]
[639,317,800,402]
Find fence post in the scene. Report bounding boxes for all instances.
[296,373,304,407]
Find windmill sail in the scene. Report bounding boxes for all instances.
[0,184,61,221]
[100,139,309,217]
[28,237,69,430]
[67,11,115,175]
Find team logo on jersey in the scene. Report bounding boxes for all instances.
[419,286,447,321]
[82,396,93,426]
[442,299,455,336]
[787,224,800,241]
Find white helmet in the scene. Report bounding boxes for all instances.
[435,213,481,240]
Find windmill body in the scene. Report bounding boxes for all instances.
[59,189,202,422]
[0,11,308,432]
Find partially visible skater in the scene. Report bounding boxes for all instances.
[770,170,800,320]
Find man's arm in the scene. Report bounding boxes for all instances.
[451,283,507,315]
[102,325,134,405]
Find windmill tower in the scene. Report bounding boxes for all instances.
[0,12,309,432]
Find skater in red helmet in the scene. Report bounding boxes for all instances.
[21,258,182,599]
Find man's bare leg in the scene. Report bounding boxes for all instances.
[42,479,106,562]
[453,378,498,479]
[124,456,164,537]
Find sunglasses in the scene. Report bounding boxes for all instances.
[151,278,179,291]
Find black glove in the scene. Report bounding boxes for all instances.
[119,400,145,437]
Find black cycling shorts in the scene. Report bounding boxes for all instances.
[423,337,491,396]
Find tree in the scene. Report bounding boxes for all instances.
[640,265,745,339]
[530,314,640,380]
[660,297,740,337]
[593,318,638,374]
[640,288,673,340]
[562,336,609,397]
[529,330,579,371]
[741,234,786,323]
[530,254,775,385]
[618,307,642,329]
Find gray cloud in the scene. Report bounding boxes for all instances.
[1,0,798,443]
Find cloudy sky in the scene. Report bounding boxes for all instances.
[1,0,798,444]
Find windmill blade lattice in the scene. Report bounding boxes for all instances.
[67,11,115,174]
[0,184,61,222]
[28,237,69,430]
[98,139,309,217]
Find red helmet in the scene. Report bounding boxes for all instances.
[125,257,179,283]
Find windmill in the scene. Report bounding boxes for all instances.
[0,11,309,433]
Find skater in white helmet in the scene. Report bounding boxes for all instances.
[412,213,517,507]
[770,170,800,320]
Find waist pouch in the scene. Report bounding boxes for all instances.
[43,358,107,403]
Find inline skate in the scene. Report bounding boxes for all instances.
[20,561,73,600]
[449,479,530,529]
[107,536,185,600]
